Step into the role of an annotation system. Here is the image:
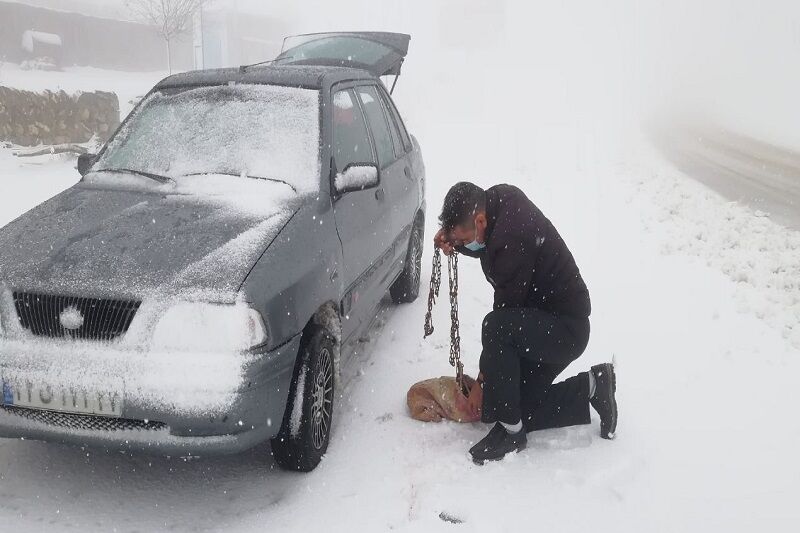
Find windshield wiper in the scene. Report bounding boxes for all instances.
[96,168,174,184]
[239,56,294,73]
[181,172,297,193]
[251,176,297,193]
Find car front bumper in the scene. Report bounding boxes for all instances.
[0,334,300,456]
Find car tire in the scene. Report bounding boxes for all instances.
[390,220,423,304]
[271,325,336,472]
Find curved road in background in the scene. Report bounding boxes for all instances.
[652,126,800,231]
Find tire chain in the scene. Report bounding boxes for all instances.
[423,248,466,393]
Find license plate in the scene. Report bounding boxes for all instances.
[2,380,122,417]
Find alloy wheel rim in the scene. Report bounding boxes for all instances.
[311,346,334,450]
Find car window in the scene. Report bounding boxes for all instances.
[332,89,375,174]
[379,89,412,152]
[356,86,396,168]
[379,89,404,158]
[280,35,392,67]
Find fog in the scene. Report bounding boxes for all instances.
[6,0,798,150]
[235,0,800,151]
[236,0,800,177]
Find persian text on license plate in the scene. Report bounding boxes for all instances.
[2,381,122,417]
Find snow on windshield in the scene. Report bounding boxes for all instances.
[95,84,321,193]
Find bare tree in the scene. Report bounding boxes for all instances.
[126,0,206,74]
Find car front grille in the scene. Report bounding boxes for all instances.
[1,405,167,432]
[13,291,141,341]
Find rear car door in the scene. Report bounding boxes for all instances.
[354,84,418,278]
[330,87,393,342]
[277,32,410,78]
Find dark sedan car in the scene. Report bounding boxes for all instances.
[0,32,425,471]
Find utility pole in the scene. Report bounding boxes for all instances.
[193,5,204,69]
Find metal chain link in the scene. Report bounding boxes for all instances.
[423,248,441,337]
[424,248,465,393]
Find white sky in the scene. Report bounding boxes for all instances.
[221,0,800,147]
[6,0,800,147]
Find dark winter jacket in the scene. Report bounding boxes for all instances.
[457,184,591,317]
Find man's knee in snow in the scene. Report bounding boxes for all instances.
[482,310,504,345]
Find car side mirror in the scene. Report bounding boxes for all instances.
[334,163,379,195]
[77,153,98,176]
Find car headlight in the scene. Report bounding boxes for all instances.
[151,302,267,352]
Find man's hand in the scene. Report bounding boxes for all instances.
[434,227,455,256]
[467,379,483,419]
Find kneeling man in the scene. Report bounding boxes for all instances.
[433,182,617,464]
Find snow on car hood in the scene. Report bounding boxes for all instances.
[0,175,305,302]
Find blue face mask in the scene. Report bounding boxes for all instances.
[464,225,486,252]
[465,240,486,252]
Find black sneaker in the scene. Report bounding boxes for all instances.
[590,363,618,439]
[469,423,527,465]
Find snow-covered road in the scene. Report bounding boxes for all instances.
[652,125,800,230]
[1,140,798,531]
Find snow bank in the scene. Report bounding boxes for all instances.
[627,145,800,348]
[0,148,78,228]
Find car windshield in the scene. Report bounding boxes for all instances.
[94,84,321,193]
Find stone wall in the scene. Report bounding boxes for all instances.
[0,87,120,146]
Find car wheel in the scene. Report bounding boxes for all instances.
[271,325,336,472]
[390,220,423,304]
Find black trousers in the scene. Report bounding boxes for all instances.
[479,307,591,431]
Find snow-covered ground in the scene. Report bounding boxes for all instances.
[2,9,799,521]
[1,125,798,530]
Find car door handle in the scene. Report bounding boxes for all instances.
[404,167,412,179]
[375,187,385,201]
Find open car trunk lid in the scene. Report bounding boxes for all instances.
[275,32,411,77]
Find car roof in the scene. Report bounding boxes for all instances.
[154,64,377,92]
